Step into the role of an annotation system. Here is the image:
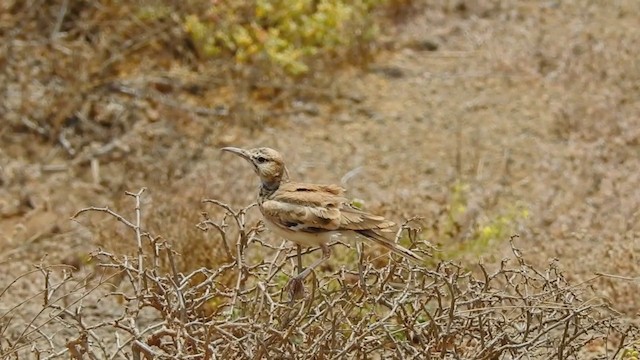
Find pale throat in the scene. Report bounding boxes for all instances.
[258,168,285,197]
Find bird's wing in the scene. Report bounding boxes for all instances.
[265,182,395,231]
[262,182,420,261]
[276,182,346,199]
[261,182,346,232]
[355,228,422,261]
[338,204,395,231]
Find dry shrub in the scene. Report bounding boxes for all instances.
[0,189,637,359]
[1,0,422,150]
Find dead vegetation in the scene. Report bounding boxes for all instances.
[1,189,637,359]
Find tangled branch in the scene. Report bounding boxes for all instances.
[0,189,637,359]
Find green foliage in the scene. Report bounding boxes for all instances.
[184,0,388,75]
[471,206,529,251]
[436,181,529,260]
[622,349,640,360]
[449,181,469,219]
[135,4,172,21]
[622,340,640,360]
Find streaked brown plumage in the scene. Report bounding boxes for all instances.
[222,147,421,288]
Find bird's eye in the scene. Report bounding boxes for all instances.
[255,156,267,164]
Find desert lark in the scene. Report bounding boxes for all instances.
[222,147,421,289]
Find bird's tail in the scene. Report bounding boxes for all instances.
[355,229,422,262]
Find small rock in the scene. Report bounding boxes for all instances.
[406,39,439,52]
[370,66,405,79]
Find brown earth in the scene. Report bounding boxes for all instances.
[1,0,639,356]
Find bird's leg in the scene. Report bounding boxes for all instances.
[295,244,330,280]
[288,244,331,299]
[296,244,303,275]
[357,242,367,294]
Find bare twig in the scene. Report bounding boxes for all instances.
[3,191,637,358]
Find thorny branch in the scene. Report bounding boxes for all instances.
[0,189,638,359]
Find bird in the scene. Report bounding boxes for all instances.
[221,147,421,293]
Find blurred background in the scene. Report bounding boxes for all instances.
[1,0,639,320]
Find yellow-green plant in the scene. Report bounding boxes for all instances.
[184,0,386,75]
[436,181,529,260]
[621,340,640,360]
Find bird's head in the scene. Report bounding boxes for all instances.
[221,147,289,189]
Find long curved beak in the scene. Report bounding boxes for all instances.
[221,147,251,161]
